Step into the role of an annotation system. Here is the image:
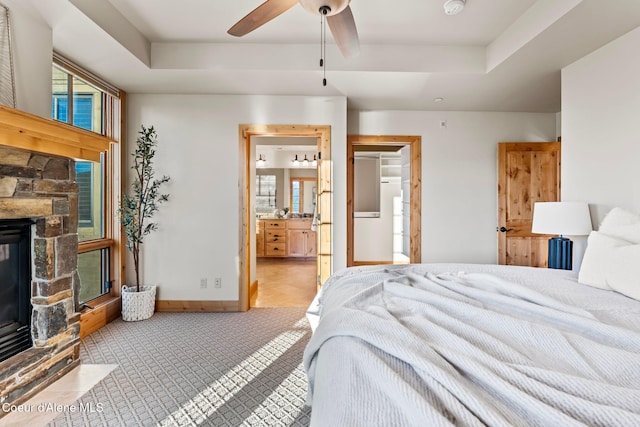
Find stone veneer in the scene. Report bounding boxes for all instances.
[0,145,81,416]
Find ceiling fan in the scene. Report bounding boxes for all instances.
[228,0,360,58]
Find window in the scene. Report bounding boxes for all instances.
[52,68,103,133]
[291,180,301,213]
[51,54,122,305]
[77,248,110,303]
[256,175,277,213]
[76,159,103,238]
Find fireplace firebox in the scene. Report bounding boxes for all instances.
[0,219,33,363]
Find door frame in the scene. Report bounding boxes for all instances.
[238,124,332,311]
[347,135,421,266]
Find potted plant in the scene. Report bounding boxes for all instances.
[118,125,170,321]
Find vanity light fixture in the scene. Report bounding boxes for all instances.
[302,154,310,167]
[256,154,266,167]
[312,154,318,167]
[292,154,300,167]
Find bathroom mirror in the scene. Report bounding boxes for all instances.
[256,168,316,216]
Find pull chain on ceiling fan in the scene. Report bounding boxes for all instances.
[228,0,360,86]
[320,6,328,86]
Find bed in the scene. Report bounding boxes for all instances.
[303,254,640,426]
[303,207,640,426]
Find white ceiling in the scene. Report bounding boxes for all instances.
[16,0,640,112]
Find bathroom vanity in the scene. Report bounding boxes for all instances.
[256,218,316,258]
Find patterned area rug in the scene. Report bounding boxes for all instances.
[48,308,312,426]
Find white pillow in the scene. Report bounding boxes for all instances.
[578,231,632,290]
[605,244,640,301]
[599,207,640,244]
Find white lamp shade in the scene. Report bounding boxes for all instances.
[532,202,592,236]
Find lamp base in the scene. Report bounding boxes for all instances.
[548,236,572,270]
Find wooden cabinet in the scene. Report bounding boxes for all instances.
[256,220,265,257]
[264,219,287,257]
[287,219,316,257]
[257,218,316,258]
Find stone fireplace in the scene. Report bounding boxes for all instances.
[0,144,81,415]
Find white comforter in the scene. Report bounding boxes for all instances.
[303,264,640,426]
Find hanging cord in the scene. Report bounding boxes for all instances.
[319,12,323,69]
[319,6,329,86]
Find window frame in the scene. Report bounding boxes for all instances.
[52,53,124,306]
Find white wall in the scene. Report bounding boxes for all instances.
[348,110,557,264]
[2,0,52,117]
[127,94,346,301]
[562,26,640,225]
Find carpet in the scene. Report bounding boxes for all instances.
[47,307,312,426]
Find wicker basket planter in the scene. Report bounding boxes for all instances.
[121,285,157,321]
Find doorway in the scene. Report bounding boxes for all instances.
[253,138,318,307]
[347,135,422,266]
[238,124,332,312]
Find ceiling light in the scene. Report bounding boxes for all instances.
[443,0,465,15]
[434,97,444,103]
[300,0,349,16]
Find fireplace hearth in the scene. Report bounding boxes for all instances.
[0,219,33,363]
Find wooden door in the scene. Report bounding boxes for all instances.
[256,220,265,257]
[316,131,332,287]
[497,142,560,266]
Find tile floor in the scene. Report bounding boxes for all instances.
[252,258,317,308]
[0,364,116,427]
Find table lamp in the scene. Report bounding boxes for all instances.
[532,201,592,270]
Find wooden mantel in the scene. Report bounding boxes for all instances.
[0,105,114,161]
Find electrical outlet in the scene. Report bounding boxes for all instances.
[214,277,222,288]
[200,278,207,289]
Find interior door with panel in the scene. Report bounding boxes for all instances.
[497,142,560,267]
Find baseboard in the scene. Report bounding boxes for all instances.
[352,261,394,266]
[80,296,121,338]
[156,300,240,312]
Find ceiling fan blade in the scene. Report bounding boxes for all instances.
[228,0,299,37]
[326,5,360,58]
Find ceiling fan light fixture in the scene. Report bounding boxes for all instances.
[443,0,466,15]
[300,0,349,16]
